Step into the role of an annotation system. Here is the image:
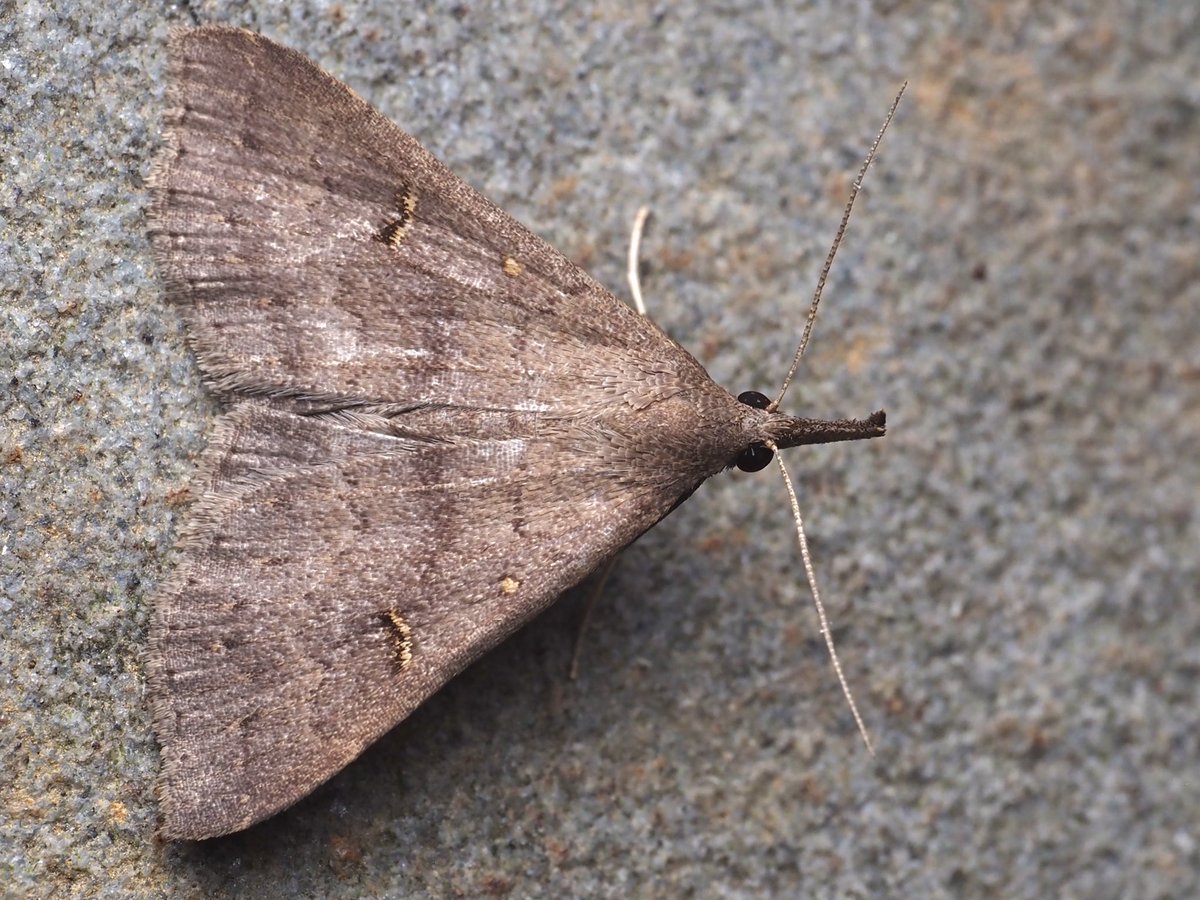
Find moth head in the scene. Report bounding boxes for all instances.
[733,390,775,472]
[732,389,886,473]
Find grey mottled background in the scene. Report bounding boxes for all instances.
[3,1,1197,896]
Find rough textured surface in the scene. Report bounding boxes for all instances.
[2,1,1197,896]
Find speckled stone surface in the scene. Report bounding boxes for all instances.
[2,1,1197,896]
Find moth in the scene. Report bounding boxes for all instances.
[147,25,892,840]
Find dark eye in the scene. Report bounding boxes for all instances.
[736,444,773,472]
[737,390,770,409]
[735,390,774,471]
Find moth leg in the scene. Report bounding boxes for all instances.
[626,205,652,316]
[568,555,620,680]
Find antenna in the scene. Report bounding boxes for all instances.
[771,82,907,411]
[769,440,875,755]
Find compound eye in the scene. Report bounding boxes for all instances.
[737,390,770,409]
[736,444,774,472]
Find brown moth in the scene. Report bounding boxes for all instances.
[147,25,888,841]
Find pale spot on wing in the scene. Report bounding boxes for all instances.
[376,189,418,247]
[382,610,414,670]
